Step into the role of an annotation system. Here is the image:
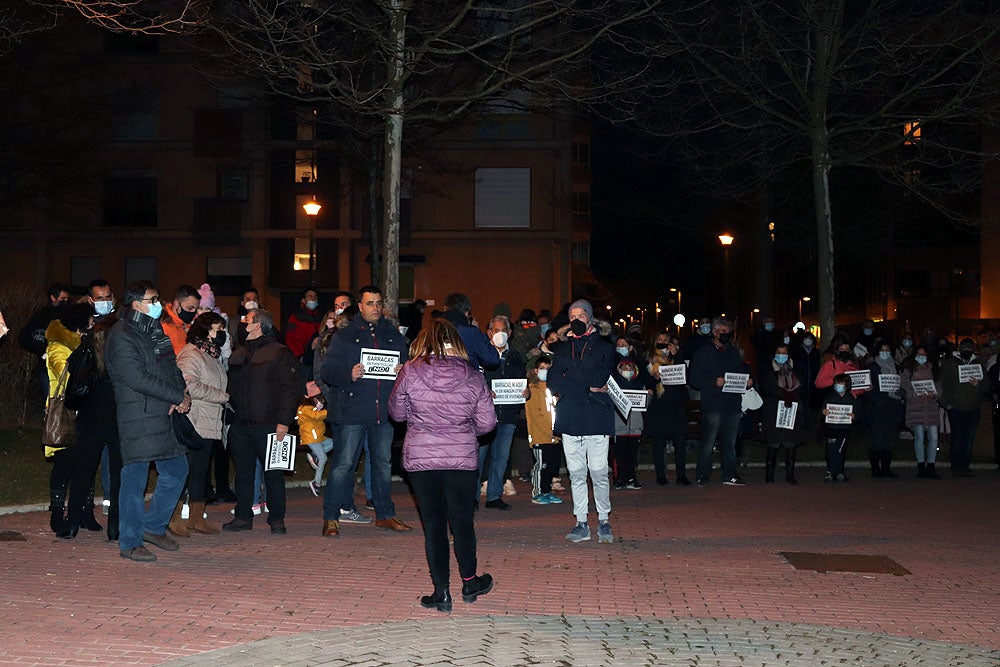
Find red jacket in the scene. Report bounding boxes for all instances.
[815,356,866,397]
[161,304,188,356]
[284,308,322,360]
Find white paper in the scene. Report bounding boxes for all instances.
[910,379,936,397]
[659,364,686,386]
[492,378,528,405]
[607,378,631,419]
[958,364,983,383]
[824,403,853,425]
[776,401,798,430]
[853,343,868,359]
[846,370,872,391]
[722,372,750,394]
[360,347,401,380]
[878,374,900,393]
[623,390,648,413]
[265,433,297,471]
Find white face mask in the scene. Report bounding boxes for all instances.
[244,300,259,311]
[334,307,345,316]
[620,370,635,380]
[492,331,508,347]
[536,369,548,382]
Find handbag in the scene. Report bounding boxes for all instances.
[43,365,77,447]
[741,386,764,412]
[172,411,210,450]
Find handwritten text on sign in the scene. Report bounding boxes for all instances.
[878,374,900,393]
[910,379,936,397]
[360,348,401,380]
[607,378,632,419]
[659,364,686,386]
[958,364,983,384]
[492,378,528,405]
[824,403,853,425]
[846,370,871,391]
[775,401,798,430]
[722,373,750,394]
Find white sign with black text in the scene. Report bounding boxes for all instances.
[659,364,686,386]
[958,364,984,384]
[607,378,632,419]
[265,433,297,472]
[824,403,853,425]
[846,370,872,391]
[360,348,401,380]
[722,372,750,394]
[492,378,528,405]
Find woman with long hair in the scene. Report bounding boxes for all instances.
[388,318,497,612]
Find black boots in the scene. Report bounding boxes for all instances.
[48,489,66,534]
[420,586,453,613]
[461,574,494,603]
[880,451,897,479]
[869,451,882,478]
[917,462,927,478]
[764,448,778,483]
[785,447,798,485]
[926,462,941,479]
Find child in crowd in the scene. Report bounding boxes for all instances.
[297,387,333,497]
[611,358,650,489]
[821,373,856,483]
[525,355,563,505]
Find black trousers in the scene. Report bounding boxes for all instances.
[531,443,561,495]
[825,435,849,475]
[612,435,640,483]
[651,429,689,480]
[185,438,217,502]
[207,436,234,493]
[229,422,286,523]
[409,469,478,588]
[66,421,117,518]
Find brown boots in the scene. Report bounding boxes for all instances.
[187,502,219,534]
[167,501,190,537]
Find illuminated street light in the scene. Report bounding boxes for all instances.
[799,296,811,320]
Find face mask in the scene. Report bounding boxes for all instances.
[536,369,548,382]
[305,300,319,311]
[717,332,731,345]
[178,308,197,324]
[492,331,509,347]
[616,346,629,356]
[803,339,814,349]
[620,370,635,380]
[783,336,791,345]
[764,323,775,332]
[837,351,851,362]
[215,331,227,348]
[991,341,998,347]
[960,350,973,361]
[699,324,711,335]
[540,323,552,336]
[774,354,788,365]
[326,318,335,329]
[334,307,345,316]
[570,319,587,336]
[902,339,913,348]
[834,384,846,395]
[915,355,927,365]
[94,301,114,316]
[146,302,163,320]
[863,328,874,336]
[655,342,669,350]
[244,300,259,311]
[879,351,891,360]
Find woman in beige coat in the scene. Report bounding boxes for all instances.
[172,312,229,535]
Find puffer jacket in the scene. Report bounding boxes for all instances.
[227,334,298,428]
[389,355,496,472]
[547,319,617,436]
[44,319,81,457]
[105,308,186,464]
[901,361,940,428]
[176,343,229,440]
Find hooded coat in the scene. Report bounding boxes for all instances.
[546,318,617,436]
[389,355,496,472]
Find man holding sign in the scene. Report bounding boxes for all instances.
[690,317,752,486]
[320,286,411,536]
[939,338,991,477]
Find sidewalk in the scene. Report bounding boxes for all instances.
[1,466,998,666]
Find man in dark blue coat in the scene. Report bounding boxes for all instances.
[547,299,616,544]
[441,292,499,372]
[320,285,411,536]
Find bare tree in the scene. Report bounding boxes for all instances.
[53,0,205,33]
[612,0,1000,345]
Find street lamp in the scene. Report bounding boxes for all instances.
[750,307,760,330]
[669,287,682,313]
[718,233,734,309]
[302,196,322,287]
[606,304,612,321]
[798,296,811,320]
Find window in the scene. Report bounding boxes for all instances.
[572,142,591,169]
[125,257,157,285]
[572,191,591,217]
[206,257,252,297]
[903,120,922,145]
[475,168,530,228]
[105,171,157,227]
[109,87,158,141]
[194,109,242,158]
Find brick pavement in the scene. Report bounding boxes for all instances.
[1,465,998,665]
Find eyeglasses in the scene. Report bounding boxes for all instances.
[140,296,160,304]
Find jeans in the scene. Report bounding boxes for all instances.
[477,423,515,502]
[947,407,980,472]
[325,422,394,520]
[229,422,286,523]
[410,469,478,587]
[696,411,741,481]
[118,454,188,550]
[912,424,939,463]
[562,434,611,522]
[308,438,334,485]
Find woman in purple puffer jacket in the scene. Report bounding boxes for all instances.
[389,318,497,613]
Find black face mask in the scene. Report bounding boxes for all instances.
[655,342,669,350]
[837,351,852,362]
[215,331,227,348]
[179,308,197,324]
[717,332,731,346]
[570,319,588,336]
[960,350,973,361]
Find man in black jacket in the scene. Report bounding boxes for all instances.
[19,282,71,399]
[223,308,299,534]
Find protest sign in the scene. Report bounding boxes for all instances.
[776,401,798,430]
[910,379,936,397]
[623,390,648,413]
[265,433,297,471]
[958,364,983,384]
[846,370,871,391]
[824,403,853,425]
[878,374,900,393]
[607,378,631,419]
[722,372,750,394]
[659,364,686,386]
[492,378,528,405]
[360,348,401,380]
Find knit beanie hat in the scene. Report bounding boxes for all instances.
[198,283,216,310]
[569,299,593,321]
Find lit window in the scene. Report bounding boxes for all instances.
[904,121,922,145]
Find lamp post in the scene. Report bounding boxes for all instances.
[655,302,662,332]
[606,304,612,322]
[303,196,322,287]
[798,296,811,320]
[718,233,734,308]
[670,287,682,314]
[750,307,760,330]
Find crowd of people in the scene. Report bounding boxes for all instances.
[8,280,1000,607]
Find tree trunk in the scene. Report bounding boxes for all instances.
[381,0,406,319]
[367,140,382,288]
[811,132,835,350]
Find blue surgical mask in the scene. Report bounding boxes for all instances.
[863,327,874,336]
[94,301,114,316]
[834,383,846,395]
[915,355,927,365]
[774,354,788,365]
[616,346,629,356]
[783,336,791,345]
[879,351,891,360]
[306,300,319,311]
[620,370,635,380]
[764,322,775,332]
[902,339,913,348]
[536,369,548,382]
[146,302,163,320]
[803,339,814,349]
[540,323,552,336]
[699,324,711,335]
